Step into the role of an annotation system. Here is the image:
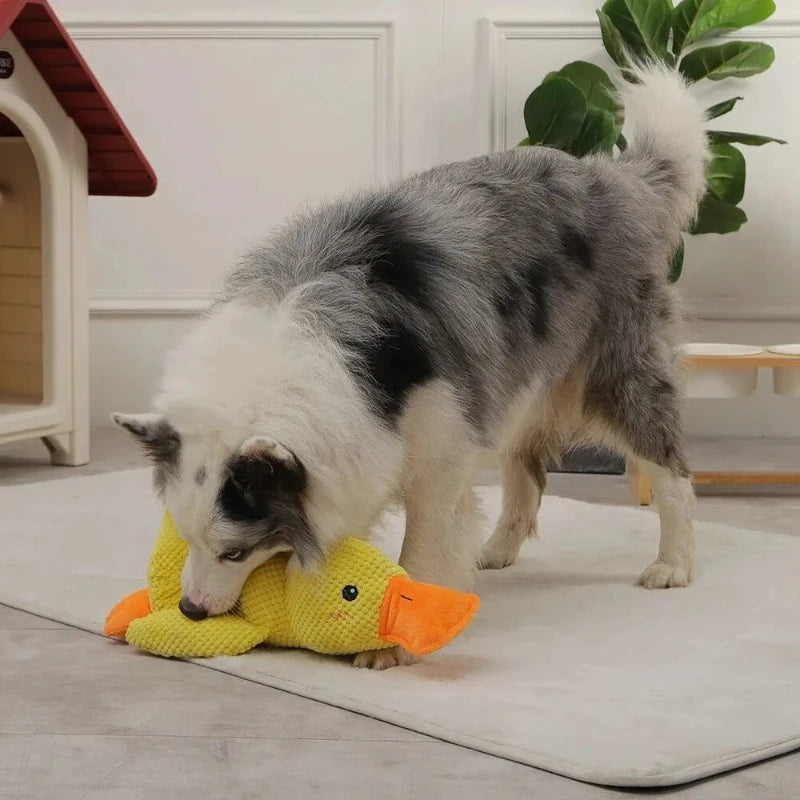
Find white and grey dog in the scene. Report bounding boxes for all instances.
[115,64,707,669]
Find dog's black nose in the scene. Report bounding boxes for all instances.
[179,596,208,621]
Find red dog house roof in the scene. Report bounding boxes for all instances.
[0,0,156,196]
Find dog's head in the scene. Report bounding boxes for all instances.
[113,413,322,618]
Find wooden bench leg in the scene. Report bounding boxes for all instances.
[43,430,90,466]
[627,462,652,506]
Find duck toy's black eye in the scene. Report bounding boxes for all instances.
[341,585,359,602]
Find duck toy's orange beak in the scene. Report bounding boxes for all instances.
[378,575,480,656]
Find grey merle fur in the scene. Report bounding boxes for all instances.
[219,142,690,472]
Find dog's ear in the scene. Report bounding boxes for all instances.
[111,412,181,466]
[232,436,307,496]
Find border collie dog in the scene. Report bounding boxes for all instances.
[116,65,707,669]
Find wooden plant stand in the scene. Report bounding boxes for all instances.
[629,351,800,505]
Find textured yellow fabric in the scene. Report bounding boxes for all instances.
[286,537,405,654]
[109,511,479,659]
[145,514,186,610]
[118,512,399,657]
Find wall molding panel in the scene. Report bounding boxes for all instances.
[87,290,800,321]
[89,291,211,317]
[65,17,399,183]
[483,20,600,156]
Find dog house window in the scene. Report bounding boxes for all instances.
[0,112,44,410]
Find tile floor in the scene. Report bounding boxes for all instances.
[2,430,799,799]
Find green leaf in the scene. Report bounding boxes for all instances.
[571,108,619,156]
[616,132,628,151]
[535,63,623,157]
[674,0,704,55]
[602,0,672,60]
[690,195,748,234]
[668,239,685,282]
[674,0,775,55]
[705,96,743,120]
[517,137,531,146]
[524,77,587,149]
[707,130,787,145]
[553,61,624,125]
[679,41,775,81]
[706,142,746,205]
[673,0,708,55]
[596,9,629,67]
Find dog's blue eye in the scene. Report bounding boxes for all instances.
[221,549,246,562]
[342,585,358,601]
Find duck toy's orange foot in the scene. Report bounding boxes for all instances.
[104,588,151,637]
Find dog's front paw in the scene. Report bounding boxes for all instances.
[478,514,536,570]
[352,646,418,670]
[637,560,692,589]
[477,542,517,570]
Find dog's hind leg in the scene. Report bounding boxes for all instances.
[479,445,546,569]
[634,459,695,588]
[585,353,695,589]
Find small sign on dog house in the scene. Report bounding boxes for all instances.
[0,49,13,78]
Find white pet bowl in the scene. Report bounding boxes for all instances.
[768,344,800,396]
[682,343,763,399]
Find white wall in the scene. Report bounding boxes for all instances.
[51,0,800,436]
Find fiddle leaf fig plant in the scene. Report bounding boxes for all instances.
[519,0,786,281]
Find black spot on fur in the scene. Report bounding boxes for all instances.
[195,465,207,485]
[588,177,606,198]
[496,256,563,340]
[218,476,264,523]
[651,378,676,403]
[217,449,321,567]
[226,448,307,513]
[348,320,435,421]
[655,378,675,394]
[358,204,442,307]
[637,276,655,302]
[467,179,505,199]
[522,259,552,339]
[584,363,688,476]
[495,276,517,320]
[561,227,594,271]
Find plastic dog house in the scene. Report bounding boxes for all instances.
[0,0,155,464]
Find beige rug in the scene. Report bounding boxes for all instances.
[1,468,798,787]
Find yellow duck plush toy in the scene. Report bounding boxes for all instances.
[104,512,480,659]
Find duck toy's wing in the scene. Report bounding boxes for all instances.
[125,607,265,658]
[104,512,283,658]
[103,511,187,639]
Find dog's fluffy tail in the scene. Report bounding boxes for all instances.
[617,62,708,233]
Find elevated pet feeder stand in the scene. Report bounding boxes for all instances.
[629,344,800,505]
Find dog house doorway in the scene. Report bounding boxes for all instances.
[0,111,44,415]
